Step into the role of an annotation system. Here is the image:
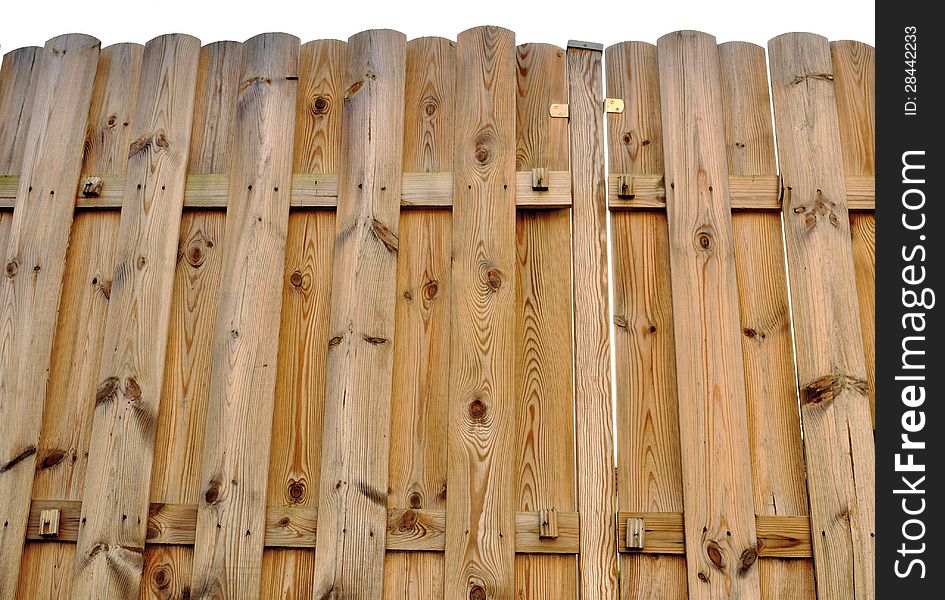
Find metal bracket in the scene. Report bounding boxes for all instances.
[605,98,625,114]
[39,508,60,538]
[549,103,569,118]
[539,508,559,539]
[531,167,549,191]
[81,176,104,198]
[625,516,645,549]
[616,174,635,199]
[567,40,604,52]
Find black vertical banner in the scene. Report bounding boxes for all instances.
[876,1,943,596]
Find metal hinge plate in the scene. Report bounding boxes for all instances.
[605,98,625,114]
[549,103,569,118]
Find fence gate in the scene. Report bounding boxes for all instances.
[0,25,875,600]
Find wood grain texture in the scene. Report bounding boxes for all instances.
[190,32,299,600]
[144,40,241,600]
[513,41,576,600]
[261,38,345,600]
[0,46,41,175]
[768,32,875,599]
[831,40,876,428]
[567,42,619,600]
[0,34,101,600]
[74,34,201,598]
[312,29,406,599]
[18,42,140,600]
[605,40,687,600]
[445,26,518,600]
[292,39,346,174]
[657,31,759,598]
[385,35,453,600]
[262,211,334,596]
[719,40,816,600]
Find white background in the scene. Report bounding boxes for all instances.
[3,0,873,52]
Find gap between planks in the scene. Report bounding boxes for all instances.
[23,500,814,558]
[0,172,877,211]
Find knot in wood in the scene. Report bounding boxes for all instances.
[422,280,439,301]
[698,572,710,583]
[185,240,206,268]
[40,448,67,470]
[474,143,490,165]
[205,481,221,505]
[739,547,758,574]
[694,228,715,252]
[400,509,418,530]
[278,516,290,527]
[95,377,121,407]
[287,479,306,502]
[705,540,725,570]
[469,585,487,600]
[408,491,423,509]
[312,95,330,114]
[290,270,304,288]
[153,565,171,589]
[423,97,438,116]
[5,259,18,278]
[344,80,364,100]
[485,268,502,291]
[136,255,147,270]
[622,132,632,145]
[468,398,488,422]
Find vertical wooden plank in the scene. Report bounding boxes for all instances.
[657,30,760,598]
[605,40,687,600]
[144,40,241,600]
[719,41,816,600]
[261,37,345,600]
[567,40,619,600]
[768,32,874,599]
[384,35,453,599]
[0,34,100,600]
[73,34,201,598]
[190,32,299,600]
[312,29,406,598]
[513,42,576,600]
[0,46,41,175]
[31,42,143,501]
[19,43,141,600]
[831,40,876,428]
[445,25,517,600]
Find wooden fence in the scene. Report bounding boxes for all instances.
[0,26,875,600]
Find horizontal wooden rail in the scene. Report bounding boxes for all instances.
[25,500,579,554]
[25,499,814,558]
[606,173,875,211]
[0,170,571,210]
[616,511,812,558]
